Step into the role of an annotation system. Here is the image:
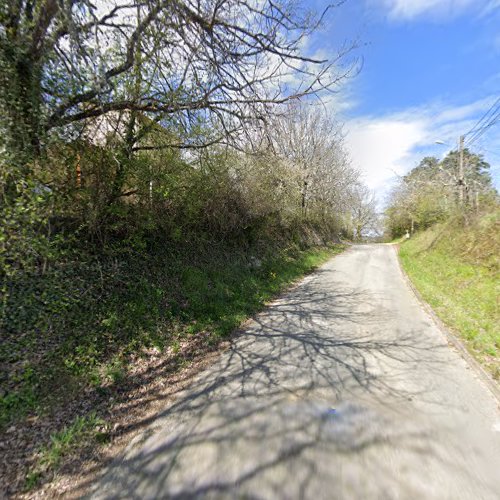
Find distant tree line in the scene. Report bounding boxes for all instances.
[1,0,378,282]
[384,149,497,239]
[0,1,381,450]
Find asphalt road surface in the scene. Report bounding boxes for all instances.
[90,245,500,499]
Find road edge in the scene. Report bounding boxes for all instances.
[59,244,349,499]
[392,244,500,404]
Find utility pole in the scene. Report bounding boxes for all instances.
[458,135,465,205]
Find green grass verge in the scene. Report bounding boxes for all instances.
[399,220,499,379]
[1,242,344,430]
[25,412,109,490]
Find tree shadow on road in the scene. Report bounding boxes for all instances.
[72,267,498,499]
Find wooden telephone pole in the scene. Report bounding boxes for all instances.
[458,135,465,205]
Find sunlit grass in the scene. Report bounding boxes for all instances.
[1,243,344,430]
[399,217,499,379]
[10,242,343,490]
[25,412,108,490]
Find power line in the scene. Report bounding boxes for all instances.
[464,96,500,139]
[467,112,500,146]
[464,97,500,147]
[466,108,500,145]
[465,110,500,147]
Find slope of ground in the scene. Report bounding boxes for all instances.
[399,209,499,379]
[90,245,500,499]
[1,232,344,497]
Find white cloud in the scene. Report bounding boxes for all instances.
[371,0,490,20]
[480,0,500,17]
[344,96,500,202]
[345,117,425,191]
[492,34,500,53]
[434,98,494,122]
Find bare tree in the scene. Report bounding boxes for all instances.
[350,184,378,240]
[0,0,356,168]
[262,102,359,217]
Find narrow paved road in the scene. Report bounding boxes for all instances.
[91,245,500,499]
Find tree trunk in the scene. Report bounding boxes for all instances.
[301,180,308,217]
[1,42,43,200]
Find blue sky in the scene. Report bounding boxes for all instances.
[308,0,500,202]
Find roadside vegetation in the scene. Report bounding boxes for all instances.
[0,1,376,495]
[25,412,109,490]
[2,239,343,432]
[4,240,342,493]
[399,211,499,378]
[385,151,499,379]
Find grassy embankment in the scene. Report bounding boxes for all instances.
[1,234,343,491]
[399,210,499,379]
